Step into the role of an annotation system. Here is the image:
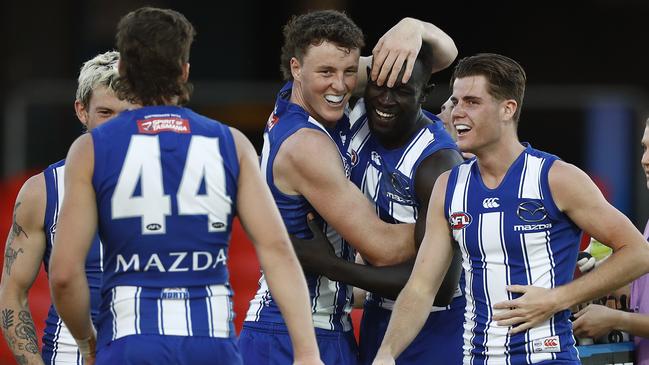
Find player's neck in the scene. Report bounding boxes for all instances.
[475,138,525,189]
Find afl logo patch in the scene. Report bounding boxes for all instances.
[449,212,472,230]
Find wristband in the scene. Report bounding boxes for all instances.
[74,327,97,357]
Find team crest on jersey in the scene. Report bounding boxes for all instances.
[137,115,190,134]
[449,212,472,230]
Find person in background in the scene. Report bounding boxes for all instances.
[573,117,649,365]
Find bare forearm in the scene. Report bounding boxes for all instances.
[376,282,435,359]
[556,246,649,310]
[617,311,649,337]
[326,259,413,300]
[50,275,93,341]
[416,19,457,73]
[258,243,319,360]
[363,224,415,266]
[0,301,43,365]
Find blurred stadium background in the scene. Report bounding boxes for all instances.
[1,1,648,363]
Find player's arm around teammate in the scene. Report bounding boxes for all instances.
[232,128,323,365]
[274,130,414,266]
[277,17,457,267]
[292,149,463,303]
[0,175,47,365]
[491,161,649,333]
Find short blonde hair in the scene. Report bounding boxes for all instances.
[75,51,120,107]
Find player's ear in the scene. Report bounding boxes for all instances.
[290,57,301,81]
[74,100,89,127]
[502,99,517,122]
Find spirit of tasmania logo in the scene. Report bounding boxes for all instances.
[137,115,191,134]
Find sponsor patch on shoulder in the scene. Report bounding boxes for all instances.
[137,115,190,134]
[533,335,560,353]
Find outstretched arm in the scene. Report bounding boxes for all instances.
[493,161,649,334]
[0,175,47,365]
[231,128,322,365]
[49,134,98,364]
[292,149,463,303]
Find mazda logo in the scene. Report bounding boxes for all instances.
[516,201,547,223]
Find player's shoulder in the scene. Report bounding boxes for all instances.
[14,172,46,223]
[548,159,587,186]
[282,127,338,158]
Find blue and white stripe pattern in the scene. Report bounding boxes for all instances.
[445,145,581,364]
[245,81,354,332]
[347,106,460,310]
[42,160,104,364]
[90,105,241,349]
[98,284,234,344]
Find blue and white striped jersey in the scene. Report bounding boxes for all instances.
[245,82,355,332]
[347,101,462,310]
[91,105,239,348]
[445,145,581,364]
[42,159,103,365]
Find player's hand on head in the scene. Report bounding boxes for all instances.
[492,285,561,334]
[372,18,422,87]
[289,212,336,273]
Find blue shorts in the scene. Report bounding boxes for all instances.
[239,321,358,365]
[96,334,242,365]
[358,296,465,365]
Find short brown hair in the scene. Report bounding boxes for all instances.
[115,7,196,105]
[280,10,364,81]
[451,53,527,123]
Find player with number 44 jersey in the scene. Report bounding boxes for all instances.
[49,7,322,365]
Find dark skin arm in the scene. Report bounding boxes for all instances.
[292,148,463,303]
